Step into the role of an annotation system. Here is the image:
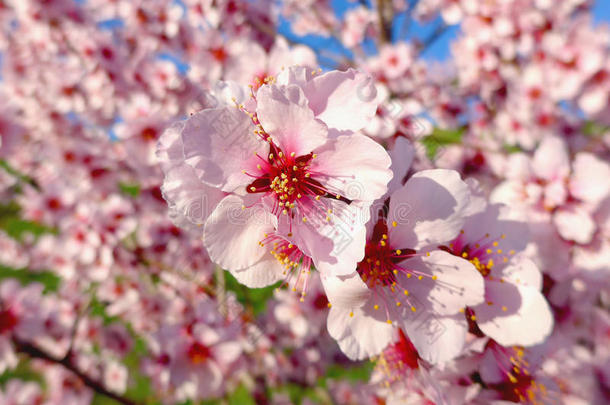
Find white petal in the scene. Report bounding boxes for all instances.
[203,195,277,271]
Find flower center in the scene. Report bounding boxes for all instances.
[246,142,350,219]
[487,343,550,403]
[443,231,515,279]
[357,219,415,288]
[0,309,18,334]
[259,233,313,299]
[187,342,211,365]
[377,328,420,384]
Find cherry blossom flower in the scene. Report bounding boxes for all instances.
[321,169,485,363]
[170,67,392,287]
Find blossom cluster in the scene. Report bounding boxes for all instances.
[0,0,608,404]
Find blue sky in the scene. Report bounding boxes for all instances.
[279,0,610,65]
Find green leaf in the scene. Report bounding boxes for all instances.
[228,384,256,405]
[223,271,279,316]
[503,144,522,154]
[0,160,38,189]
[0,217,56,241]
[323,360,374,382]
[582,121,610,137]
[0,202,56,241]
[0,360,44,387]
[0,265,61,292]
[119,182,141,198]
[420,127,465,159]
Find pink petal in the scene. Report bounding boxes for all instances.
[476,283,553,347]
[403,251,485,316]
[326,304,395,360]
[311,134,392,202]
[256,84,328,154]
[553,206,596,244]
[303,68,378,132]
[402,314,468,365]
[570,153,610,206]
[532,136,570,181]
[203,195,277,271]
[181,106,266,192]
[161,163,225,233]
[320,273,370,309]
[388,169,471,250]
[231,256,286,288]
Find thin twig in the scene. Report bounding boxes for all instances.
[12,336,141,405]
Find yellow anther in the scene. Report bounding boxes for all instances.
[396,249,402,255]
[403,290,409,296]
[392,221,397,227]
[411,306,416,312]
[374,305,379,310]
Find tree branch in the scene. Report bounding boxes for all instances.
[12,336,141,405]
[376,0,394,44]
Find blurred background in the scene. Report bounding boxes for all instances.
[0,1,609,404]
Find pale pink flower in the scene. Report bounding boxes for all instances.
[0,379,43,405]
[171,67,392,287]
[146,323,242,401]
[224,38,317,89]
[103,360,128,394]
[321,170,485,363]
[379,43,415,80]
[445,182,553,347]
[492,136,610,244]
